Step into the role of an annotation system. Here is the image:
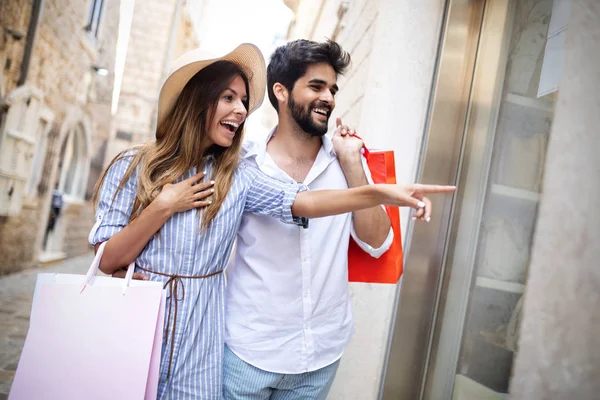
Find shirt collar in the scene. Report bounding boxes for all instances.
[241,128,273,162]
[242,127,337,162]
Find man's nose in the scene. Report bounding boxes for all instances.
[320,90,334,105]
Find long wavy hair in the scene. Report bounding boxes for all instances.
[93,60,250,229]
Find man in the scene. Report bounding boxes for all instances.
[223,39,393,399]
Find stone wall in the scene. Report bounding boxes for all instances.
[0,206,44,274]
[28,0,104,120]
[0,0,120,273]
[173,7,199,62]
[111,0,177,149]
[0,0,33,97]
[87,0,121,199]
[287,0,378,129]
[1,0,40,272]
[106,0,199,164]
[62,202,96,258]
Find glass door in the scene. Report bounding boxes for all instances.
[423,0,566,398]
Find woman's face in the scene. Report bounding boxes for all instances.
[206,75,248,148]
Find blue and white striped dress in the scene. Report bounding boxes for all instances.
[89,152,302,399]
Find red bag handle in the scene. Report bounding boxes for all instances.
[349,133,370,158]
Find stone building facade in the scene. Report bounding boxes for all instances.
[0,0,120,273]
[0,0,198,275]
[104,0,199,164]
[0,1,33,97]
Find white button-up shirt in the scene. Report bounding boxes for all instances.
[224,130,393,373]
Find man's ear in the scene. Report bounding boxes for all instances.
[273,82,288,105]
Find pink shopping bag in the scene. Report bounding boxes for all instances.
[10,242,166,400]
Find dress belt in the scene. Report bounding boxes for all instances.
[136,265,224,379]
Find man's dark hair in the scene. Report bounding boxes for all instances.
[267,39,351,112]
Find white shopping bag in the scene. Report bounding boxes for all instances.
[10,242,166,400]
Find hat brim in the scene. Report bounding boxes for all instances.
[157,43,266,127]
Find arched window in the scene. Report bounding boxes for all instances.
[58,123,89,199]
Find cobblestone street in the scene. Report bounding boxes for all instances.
[0,253,94,398]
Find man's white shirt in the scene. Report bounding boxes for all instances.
[224,130,393,373]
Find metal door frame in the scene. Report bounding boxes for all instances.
[422,0,516,397]
[380,0,488,398]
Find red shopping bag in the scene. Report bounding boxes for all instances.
[348,147,403,283]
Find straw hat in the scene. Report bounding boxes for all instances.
[157,43,266,126]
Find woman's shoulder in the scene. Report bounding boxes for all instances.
[113,147,140,164]
[120,148,139,158]
[104,146,143,180]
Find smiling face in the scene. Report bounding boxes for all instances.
[206,75,249,148]
[287,62,338,136]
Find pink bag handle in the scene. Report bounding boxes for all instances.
[80,241,136,295]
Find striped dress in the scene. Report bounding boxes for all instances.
[89,152,303,399]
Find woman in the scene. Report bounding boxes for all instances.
[90,44,453,398]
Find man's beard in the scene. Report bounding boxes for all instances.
[288,95,330,137]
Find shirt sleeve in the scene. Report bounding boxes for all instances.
[88,152,138,245]
[349,153,394,258]
[240,162,307,226]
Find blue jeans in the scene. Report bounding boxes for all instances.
[222,345,340,400]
